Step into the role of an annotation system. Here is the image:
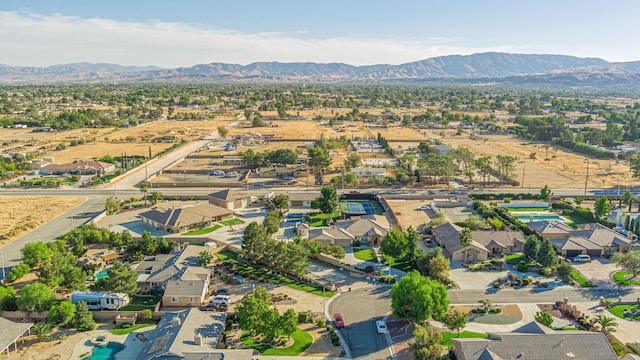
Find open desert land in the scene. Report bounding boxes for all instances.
[0,196,85,246]
[1,120,235,163]
[423,128,638,189]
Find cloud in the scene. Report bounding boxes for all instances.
[0,11,533,67]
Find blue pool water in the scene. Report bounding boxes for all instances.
[96,269,109,280]
[85,342,124,360]
[517,215,564,222]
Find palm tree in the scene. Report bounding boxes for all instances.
[140,182,149,205]
[32,323,51,342]
[149,191,162,205]
[590,314,618,333]
[459,227,473,263]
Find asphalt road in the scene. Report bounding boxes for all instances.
[448,286,640,304]
[329,287,393,360]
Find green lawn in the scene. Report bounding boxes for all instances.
[561,214,589,225]
[612,271,640,285]
[440,331,487,346]
[309,212,340,227]
[110,323,155,335]
[216,251,335,297]
[241,328,313,356]
[507,207,549,212]
[353,248,376,262]
[220,218,245,226]
[570,269,594,287]
[386,257,414,272]
[120,295,161,311]
[609,304,640,320]
[504,254,526,266]
[183,224,222,235]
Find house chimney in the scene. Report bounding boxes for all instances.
[194,333,203,345]
[171,317,181,327]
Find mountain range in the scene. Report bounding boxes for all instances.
[2,52,640,87]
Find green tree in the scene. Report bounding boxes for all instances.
[217,126,229,138]
[308,146,332,172]
[494,154,516,183]
[252,115,265,127]
[458,227,473,263]
[344,172,357,184]
[270,194,290,211]
[105,197,121,215]
[622,189,634,212]
[404,226,420,265]
[556,261,573,282]
[280,308,299,339]
[73,301,97,331]
[344,152,362,171]
[6,263,30,283]
[237,287,279,340]
[594,196,611,218]
[428,211,447,227]
[408,323,444,360]
[149,191,163,205]
[391,271,450,322]
[535,311,553,328]
[540,185,552,202]
[91,261,138,296]
[140,182,149,205]
[17,282,56,312]
[611,251,640,277]
[443,309,468,336]
[590,314,618,333]
[475,156,493,185]
[523,235,540,259]
[0,286,17,312]
[31,323,52,342]
[21,242,51,268]
[451,146,476,184]
[318,185,338,214]
[536,239,557,267]
[421,247,450,284]
[381,229,408,260]
[137,231,158,255]
[242,222,270,264]
[48,301,76,326]
[198,250,213,267]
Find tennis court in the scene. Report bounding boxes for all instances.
[340,200,383,215]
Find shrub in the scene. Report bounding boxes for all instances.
[492,281,501,288]
[558,303,582,321]
[627,343,640,356]
[326,325,333,333]
[539,267,552,276]
[317,318,326,328]
[517,261,529,273]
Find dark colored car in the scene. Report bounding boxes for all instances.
[215,288,230,295]
[200,303,227,312]
[334,313,345,329]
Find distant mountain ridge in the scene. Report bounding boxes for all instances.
[1,52,640,87]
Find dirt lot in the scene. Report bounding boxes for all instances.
[0,119,235,163]
[0,196,84,246]
[422,129,639,189]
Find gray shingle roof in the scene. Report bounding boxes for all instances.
[527,220,574,235]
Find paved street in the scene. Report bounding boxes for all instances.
[329,287,393,360]
[448,286,639,304]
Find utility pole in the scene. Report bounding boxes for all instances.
[584,159,590,196]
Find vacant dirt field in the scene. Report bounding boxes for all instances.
[422,129,639,189]
[0,196,85,246]
[229,120,329,139]
[1,119,235,163]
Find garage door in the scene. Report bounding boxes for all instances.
[291,201,303,207]
[586,249,601,257]
[565,250,581,257]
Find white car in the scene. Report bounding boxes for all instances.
[376,320,387,334]
[417,205,430,210]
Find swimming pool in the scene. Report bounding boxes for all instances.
[85,342,124,360]
[96,269,109,280]
[517,214,566,222]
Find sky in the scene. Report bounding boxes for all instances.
[2,0,640,68]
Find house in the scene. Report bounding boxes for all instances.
[207,189,252,210]
[39,160,116,175]
[434,144,453,155]
[71,291,129,310]
[351,167,386,178]
[222,155,246,166]
[136,245,203,295]
[431,223,525,262]
[136,308,253,360]
[453,321,617,360]
[0,317,33,358]
[288,192,319,208]
[526,220,574,239]
[139,202,233,233]
[550,223,634,258]
[162,266,211,307]
[297,214,390,246]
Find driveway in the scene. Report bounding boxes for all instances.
[571,257,621,287]
[449,262,573,291]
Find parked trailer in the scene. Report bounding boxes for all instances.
[71,291,130,310]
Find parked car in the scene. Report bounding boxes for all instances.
[224,172,237,178]
[417,205,430,210]
[334,313,345,329]
[350,190,360,194]
[201,302,227,311]
[573,254,591,262]
[215,288,230,295]
[376,320,387,334]
[209,295,230,305]
[210,170,225,176]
